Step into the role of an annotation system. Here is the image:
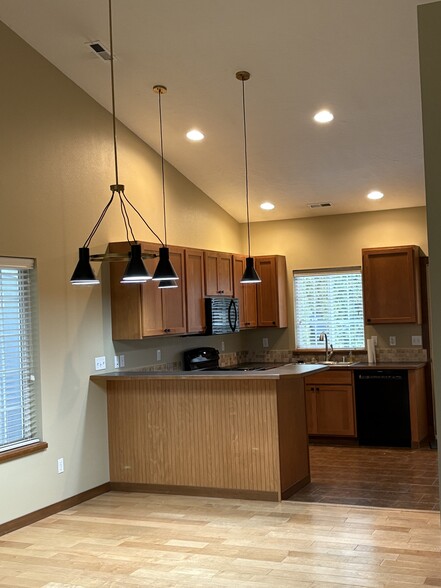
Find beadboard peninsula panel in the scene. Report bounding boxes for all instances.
[107,379,281,494]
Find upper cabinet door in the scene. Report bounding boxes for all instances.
[233,255,257,328]
[362,246,422,324]
[185,249,206,334]
[160,247,187,334]
[255,256,288,328]
[204,251,233,296]
[140,244,163,337]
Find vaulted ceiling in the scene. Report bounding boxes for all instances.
[0,0,431,222]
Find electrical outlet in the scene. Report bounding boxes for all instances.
[95,356,106,370]
[412,335,422,346]
[263,337,269,348]
[156,349,161,361]
[119,354,125,367]
[389,336,396,346]
[371,336,377,345]
[57,458,64,474]
[114,355,120,369]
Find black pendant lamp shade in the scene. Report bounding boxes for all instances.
[152,247,179,281]
[236,70,261,285]
[71,247,99,286]
[158,279,178,289]
[240,256,261,284]
[121,243,151,283]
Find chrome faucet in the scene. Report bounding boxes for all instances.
[319,332,334,361]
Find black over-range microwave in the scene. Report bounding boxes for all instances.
[204,297,239,335]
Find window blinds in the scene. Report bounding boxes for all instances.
[0,257,39,451]
[294,268,365,350]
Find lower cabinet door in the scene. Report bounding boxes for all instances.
[305,384,356,437]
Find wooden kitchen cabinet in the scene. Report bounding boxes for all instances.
[204,250,234,296]
[233,255,257,328]
[362,245,423,324]
[109,241,186,339]
[185,248,206,334]
[304,370,356,437]
[255,255,288,327]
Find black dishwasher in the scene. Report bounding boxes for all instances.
[354,369,411,447]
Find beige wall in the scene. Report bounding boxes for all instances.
[0,12,435,526]
[0,21,242,524]
[418,1,441,503]
[242,207,428,352]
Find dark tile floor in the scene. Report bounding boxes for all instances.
[288,444,440,510]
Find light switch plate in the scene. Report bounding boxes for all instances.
[389,336,396,346]
[263,338,269,348]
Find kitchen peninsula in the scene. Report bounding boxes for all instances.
[91,364,326,501]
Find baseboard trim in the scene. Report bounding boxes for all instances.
[281,475,310,500]
[110,482,279,502]
[0,482,111,537]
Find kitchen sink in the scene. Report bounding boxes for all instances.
[320,360,360,366]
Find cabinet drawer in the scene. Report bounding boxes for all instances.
[304,369,352,386]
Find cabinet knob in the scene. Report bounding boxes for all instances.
[367,318,371,323]
[272,321,276,325]
[164,328,171,333]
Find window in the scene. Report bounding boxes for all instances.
[293,267,365,350]
[0,257,41,454]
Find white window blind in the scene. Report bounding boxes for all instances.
[0,257,39,452]
[294,267,365,350]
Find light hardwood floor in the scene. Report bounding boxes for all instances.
[1,492,440,587]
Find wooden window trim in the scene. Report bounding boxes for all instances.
[0,441,48,464]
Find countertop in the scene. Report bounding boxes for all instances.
[90,363,329,382]
[344,361,426,370]
[90,361,427,383]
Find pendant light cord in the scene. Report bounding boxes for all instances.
[158,89,168,246]
[108,0,119,187]
[241,77,251,259]
[80,0,165,250]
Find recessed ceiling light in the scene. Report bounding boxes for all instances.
[260,202,275,210]
[313,110,334,124]
[186,129,205,141]
[367,190,384,200]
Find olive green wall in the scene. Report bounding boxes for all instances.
[0,20,242,524]
[242,207,428,352]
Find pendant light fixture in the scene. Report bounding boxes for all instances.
[236,71,261,284]
[152,84,179,286]
[71,0,170,286]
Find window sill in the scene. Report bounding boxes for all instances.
[0,441,48,464]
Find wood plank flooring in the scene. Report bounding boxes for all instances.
[289,445,439,511]
[0,491,440,587]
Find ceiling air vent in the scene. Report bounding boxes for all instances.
[87,41,112,61]
[307,202,332,209]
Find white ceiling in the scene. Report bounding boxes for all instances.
[0,0,432,223]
